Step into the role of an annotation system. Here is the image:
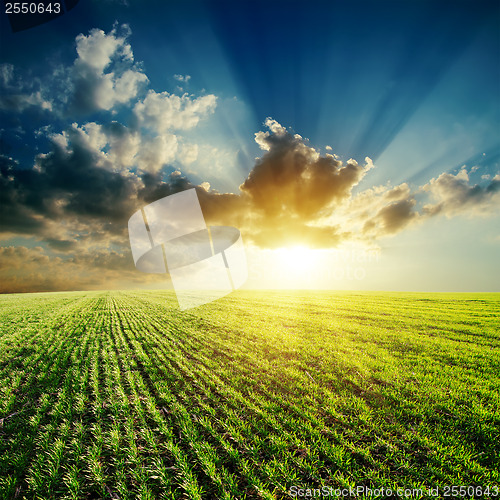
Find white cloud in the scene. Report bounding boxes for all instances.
[1,28,147,115]
[177,143,198,165]
[265,117,287,135]
[105,127,141,169]
[136,134,178,173]
[174,74,191,83]
[75,27,131,72]
[2,26,220,178]
[134,90,217,133]
[66,26,148,114]
[47,120,181,174]
[254,117,289,151]
[188,144,239,179]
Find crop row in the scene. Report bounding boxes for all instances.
[0,290,499,499]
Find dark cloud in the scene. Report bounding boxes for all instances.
[138,170,195,204]
[197,122,500,248]
[363,198,418,236]
[360,168,500,237]
[0,126,143,241]
[0,154,50,235]
[45,238,79,252]
[4,117,498,264]
[242,120,366,218]
[194,119,372,248]
[37,133,139,222]
[1,57,499,293]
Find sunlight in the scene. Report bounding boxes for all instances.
[274,245,317,274]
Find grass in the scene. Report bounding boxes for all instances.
[0,290,499,499]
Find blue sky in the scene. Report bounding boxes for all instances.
[0,0,499,292]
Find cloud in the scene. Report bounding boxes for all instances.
[363,198,419,236]
[177,143,198,165]
[174,74,191,83]
[0,91,52,112]
[1,21,499,293]
[0,63,52,112]
[1,24,219,178]
[0,64,14,86]
[342,182,419,237]
[63,25,148,114]
[100,121,141,169]
[243,118,369,219]
[75,26,133,72]
[195,120,499,248]
[0,116,208,255]
[4,114,498,273]
[0,27,148,117]
[422,168,500,217]
[135,134,178,172]
[0,245,164,293]
[45,120,199,175]
[193,118,373,248]
[133,90,217,133]
[0,125,144,243]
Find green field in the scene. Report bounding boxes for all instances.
[0,290,499,499]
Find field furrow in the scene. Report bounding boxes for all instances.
[0,290,499,499]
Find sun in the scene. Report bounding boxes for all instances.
[274,245,317,274]
[248,245,334,289]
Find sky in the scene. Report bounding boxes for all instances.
[0,0,499,293]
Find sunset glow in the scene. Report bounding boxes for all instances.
[0,0,498,293]
[274,246,316,273]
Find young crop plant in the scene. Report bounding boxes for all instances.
[0,290,499,498]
